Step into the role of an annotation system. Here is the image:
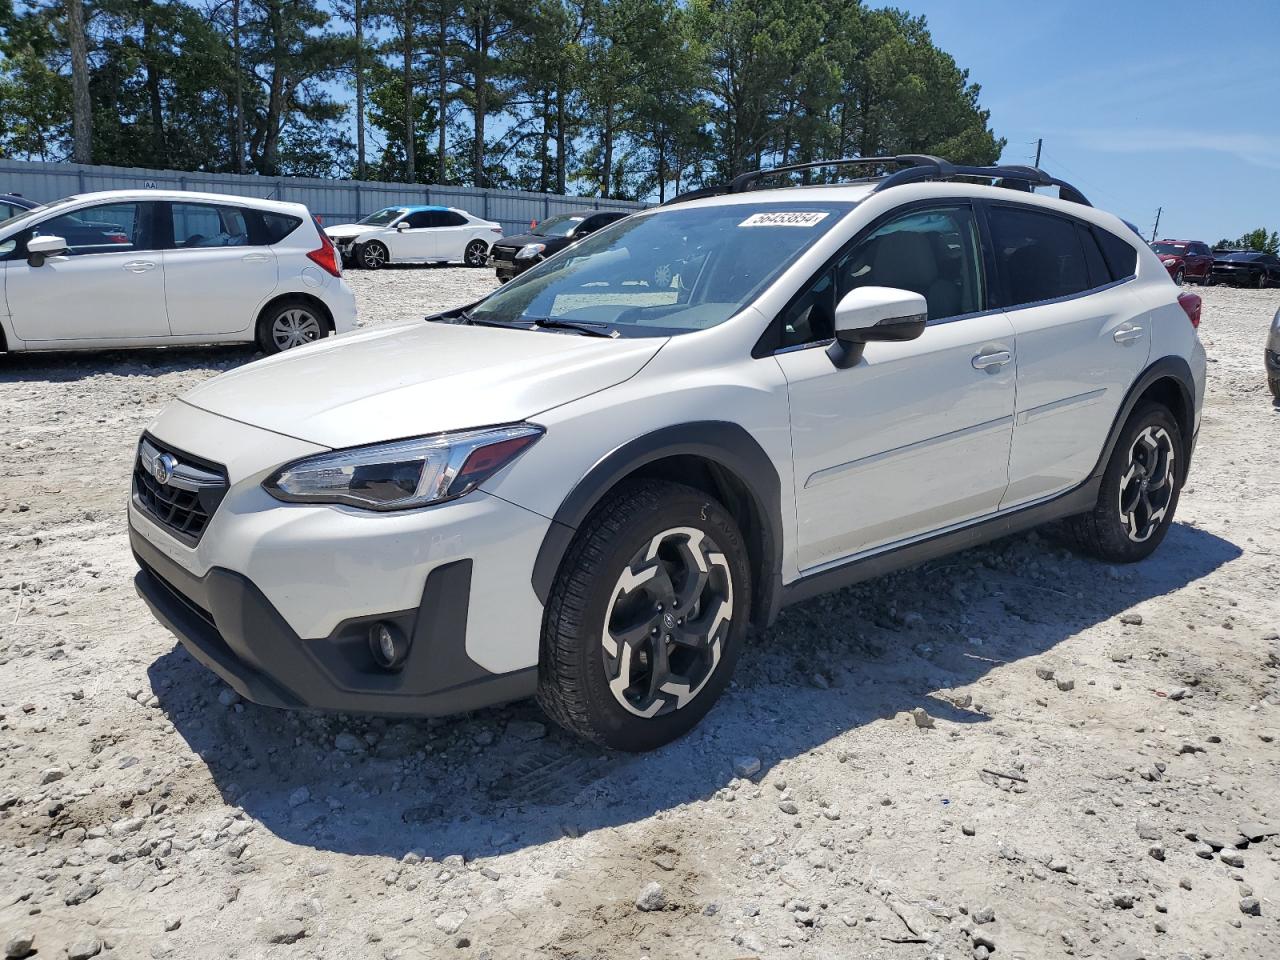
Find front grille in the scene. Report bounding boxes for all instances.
[132,437,228,546]
[491,247,516,263]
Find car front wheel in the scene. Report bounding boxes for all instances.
[1062,401,1183,563]
[537,479,751,751]
[359,240,389,270]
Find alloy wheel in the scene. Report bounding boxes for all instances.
[465,241,487,267]
[1118,425,1176,543]
[271,308,323,351]
[1174,268,1185,285]
[601,526,734,718]
[361,243,387,269]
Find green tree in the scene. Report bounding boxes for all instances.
[1219,228,1280,255]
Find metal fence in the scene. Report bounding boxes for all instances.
[0,158,647,236]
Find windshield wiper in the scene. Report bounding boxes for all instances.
[528,317,618,338]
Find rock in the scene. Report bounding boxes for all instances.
[911,707,935,729]
[1240,897,1261,917]
[1168,687,1188,701]
[1238,821,1277,842]
[261,919,307,944]
[66,938,102,960]
[39,767,65,785]
[635,882,667,912]
[1194,844,1214,859]
[961,823,976,837]
[733,756,762,778]
[64,882,99,906]
[970,905,995,925]
[4,932,34,959]
[109,817,144,837]
[1035,666,1055,681]
[1135,818,1161,841]
[1148,844,1166,862]
[217,688,240,706]
[1120,613,1143,625]
[434,912,467,935]
[1179,877,1193,891]
[1220,850,1245,868]
[288,786,311,807]
[506,719,546,742]
[777,800,799,815]
[1056,677,1075,692]
[334,732,363,752]
[1048,858,1069,873]
[163,917,182,932]
[1112,892,1135,910]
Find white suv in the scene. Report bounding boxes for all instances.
[0,189,355,354]
[130,157,1205,751]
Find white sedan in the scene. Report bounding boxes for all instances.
[0,189,356,355]
[325,205,503,269]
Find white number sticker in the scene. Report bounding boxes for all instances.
[739,211,829,228]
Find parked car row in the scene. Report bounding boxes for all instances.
[1149,237,1280,288]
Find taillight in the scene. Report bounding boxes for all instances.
[1177,291,1201,329]
[306,217,342,278]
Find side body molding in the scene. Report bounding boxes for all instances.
[530,421,784,627]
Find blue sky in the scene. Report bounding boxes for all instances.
[890,0,1279,243]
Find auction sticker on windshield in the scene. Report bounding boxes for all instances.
[739,211,830,228]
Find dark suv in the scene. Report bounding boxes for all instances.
[1150,239,1214,285]
[1212,250,1280,288]
[489,211,628,281]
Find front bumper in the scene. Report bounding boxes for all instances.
[133,525,535,715]
[489,254,533,281]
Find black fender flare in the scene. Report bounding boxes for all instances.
[529,421,784,627]
[1091,354,1197,483]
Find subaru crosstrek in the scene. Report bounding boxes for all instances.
[130,157,1206,751]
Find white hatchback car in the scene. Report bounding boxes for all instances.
[0,189,355,354]
[324,205,503,270]
[131,157,1205,751]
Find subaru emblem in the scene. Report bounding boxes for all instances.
[153,453,177,485]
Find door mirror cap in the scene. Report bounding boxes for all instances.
[26,234,67,266]
[395,221,410,231]
[828,286,928,368]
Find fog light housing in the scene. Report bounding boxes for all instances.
[368,621,409,670]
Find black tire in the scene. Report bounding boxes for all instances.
[537,479,751,751]
[1062,402,1183,563]
[464,239,488,267]
[359,240,389,270]
[255,297,329,354]
[1174,267,1185,286]
[1257,271,1268,290]
[1201,270,1214,287]
[1269,377,1280,402]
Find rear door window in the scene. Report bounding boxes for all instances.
[170,203,249,248]
[987,206,1090,307]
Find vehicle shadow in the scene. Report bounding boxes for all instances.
[0,345,259,384]
[147,520,1240,863]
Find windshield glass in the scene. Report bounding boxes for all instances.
[469,202,855,335]
[359,207,407,226]
[1151,242,1187,255]
[1219,252,1260,261]
[533,215,584,238]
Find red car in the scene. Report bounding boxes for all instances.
[1150,239,1214,286]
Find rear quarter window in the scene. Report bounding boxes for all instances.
[1095,227,1138,280]
[259,212,303,244]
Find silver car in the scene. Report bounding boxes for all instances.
[1268,305,1280,400]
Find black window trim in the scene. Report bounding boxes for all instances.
[977,198,1138,313]
[754,197,995,358]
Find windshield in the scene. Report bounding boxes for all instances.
[533,215,584,238]
[1151,242,1187,255]
[469,202,855,336]
[1219,252,1261,261]
[359,207,407,226]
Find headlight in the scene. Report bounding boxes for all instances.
[515,243,546,260]
[263,424,543,511]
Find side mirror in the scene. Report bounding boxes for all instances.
[27,234,67,267]
[396,221,411,231]
[827,286,928,369]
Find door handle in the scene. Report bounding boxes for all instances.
[240,253,271,263]
[1113,324,1145,345]
[123,260,156,273]
[971,350,1012,371]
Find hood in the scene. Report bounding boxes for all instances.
[325,223,375,239]
[179,320,666,449]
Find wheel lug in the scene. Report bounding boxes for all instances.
[664,634,672,643]
[656,603,663,612]
[650,627,659,636]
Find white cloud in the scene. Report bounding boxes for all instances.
[1068,128,1280,171]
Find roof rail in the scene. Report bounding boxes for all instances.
[663,155,1091,207]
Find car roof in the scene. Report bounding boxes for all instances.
[20,188,311,214]
[381,204,451,213]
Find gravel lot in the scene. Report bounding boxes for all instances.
[1,273,1278,960]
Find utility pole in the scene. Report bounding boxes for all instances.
[1034,138,1042,167]
[1151,207,1162,242]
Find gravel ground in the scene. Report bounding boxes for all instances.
[0,274,1278,960]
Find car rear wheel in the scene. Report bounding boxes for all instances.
[256,298,329,354]
[1258,271,1269,290]
[464,240,488,267]
[1270,377,1280,402]
[359,240,389,270]
[1062,401,1182,563]
[1201,270,1214,287]
[1173,267,1185,286]
[537,479,751,751]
